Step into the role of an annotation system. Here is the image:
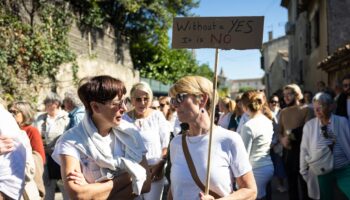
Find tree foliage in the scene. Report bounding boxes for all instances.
[67,0,213,83]
[0,0,213,102]
[0,0,77,101]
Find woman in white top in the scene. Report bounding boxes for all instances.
[217,97,236,131]
[52,75,151,199]
[123,82,171,200]
[240,90,274,199]
[168,76,257,200]
[34,92,70,200]
[300,92,350,199]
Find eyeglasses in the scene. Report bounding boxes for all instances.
[283,92,294,97]
[8,109,20,115]
[270,100,279,104]
[160,102,169,108]
[170,93,190,105]
[134,97,150,103]
[108,99,125,109]
[151,106,160,110]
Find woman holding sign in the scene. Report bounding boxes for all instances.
[168,76,257,200]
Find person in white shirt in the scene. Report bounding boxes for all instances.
[300,92,350,199]
[52,75,151,199]
[168,75,257,200]
[240,90,274,199]
[0,104,35,200]
[123,82,170,200]
[33,92,70,200]
[217,97,236,131]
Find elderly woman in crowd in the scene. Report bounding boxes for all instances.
[240,90,274,199]
[168,75,257,200]
[8,101,46,198]
[122,82,170,200]
[300,92,350,200]
[34,92,70,200]
[8,101,46,164]
[62,90,85,130]
[52,75,151,199]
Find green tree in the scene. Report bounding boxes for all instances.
[67,0,210,83]
[0,1,77,101]
[239,86,255,93]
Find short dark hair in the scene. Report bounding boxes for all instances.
[77,75,127,114]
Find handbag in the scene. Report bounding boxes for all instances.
[306,146,333,176]
[182,134,222,199]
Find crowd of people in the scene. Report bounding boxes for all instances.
[0,73,349,200]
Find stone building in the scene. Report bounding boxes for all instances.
[281,0,350,92]
[229,78,265,98]
[261,34,289,96]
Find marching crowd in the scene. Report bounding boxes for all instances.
[0,73,349,200]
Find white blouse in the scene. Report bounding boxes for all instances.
[122,110,170,165]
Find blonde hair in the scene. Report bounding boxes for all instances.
[241,90,273,120]
[130,82,153,100]
[283,84,303,101]
[219,97,236,113]
[169,76,218,116]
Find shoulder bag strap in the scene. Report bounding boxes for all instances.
[181,134,222,199]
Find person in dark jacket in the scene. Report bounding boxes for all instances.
[335,74,350,120]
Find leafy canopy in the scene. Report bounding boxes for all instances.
[67,0,213,83]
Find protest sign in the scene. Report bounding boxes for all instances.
[172,16,264,49]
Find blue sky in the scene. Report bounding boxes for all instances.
[186,0,287,80]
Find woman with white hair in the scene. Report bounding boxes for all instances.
[300,92,350,199]
[122,82,171,200]
[34,92,70,200]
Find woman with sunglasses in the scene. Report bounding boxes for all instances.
[52,75,151,199]
[8,101,46,198]
[8,101,46,164]
[168,76,257,200]
[123,82,171,200]
[268,95,287,192]
[300,92,350,200]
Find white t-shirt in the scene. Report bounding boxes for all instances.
[218,112,233,129]
[0,107,28,199]
[54,130,125,183]
[123,110,170,165]
[240,114,273,168]
[170,126,252,199]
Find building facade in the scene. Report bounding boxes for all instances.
[281,0,350,92]
[261,35,289,96]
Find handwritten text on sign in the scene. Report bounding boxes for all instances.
[172,17,264,49]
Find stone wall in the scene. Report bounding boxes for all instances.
[37,23,139,105]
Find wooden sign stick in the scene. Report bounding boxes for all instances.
[205,48,219,195]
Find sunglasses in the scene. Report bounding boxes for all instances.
[160,102,169,108]
[270,100,279,104]
[108,99,126,108]
[320,125,330,138]
[170,93,190,105]
[134,97,150,103]
[8,109,20,115]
